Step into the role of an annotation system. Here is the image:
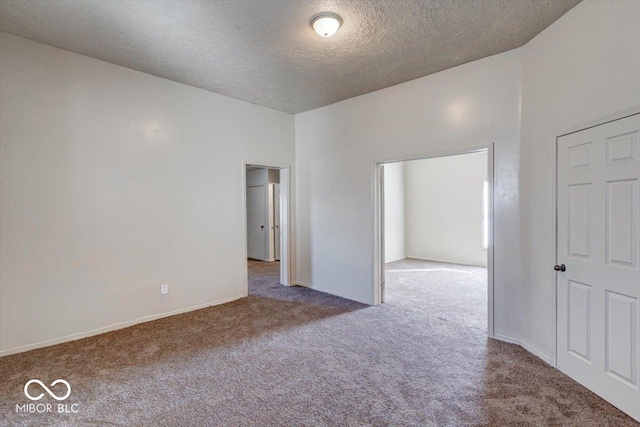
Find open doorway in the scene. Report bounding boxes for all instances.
[375,146,494,336]
[244,164,291,296]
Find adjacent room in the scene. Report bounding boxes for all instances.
[382,151,489,332]
[246,165,283,295]
[0,0,639,425]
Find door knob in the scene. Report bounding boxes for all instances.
[554,264,566,272]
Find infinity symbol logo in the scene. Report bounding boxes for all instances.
[24,379,71,401]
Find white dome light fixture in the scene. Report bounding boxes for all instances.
[311,12,342,38]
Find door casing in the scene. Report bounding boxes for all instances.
[242,162,292,295]
[373,143,495,337]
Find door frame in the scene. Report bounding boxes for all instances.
[273,183,282,261]
[552,105,640,368]
[242,162,292,296]
[373,143,495,337]
[267,183,276,262]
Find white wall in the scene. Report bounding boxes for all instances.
[0,33,294,355]
[247,168,268,187]
[295,46,523,340]
[405,152,488,267]
[383,162,406,263]
[518,0,640,360]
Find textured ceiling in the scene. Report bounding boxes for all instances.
[0,0,581,114]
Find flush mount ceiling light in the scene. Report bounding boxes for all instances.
[310,12,342,38]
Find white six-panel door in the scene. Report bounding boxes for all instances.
[557,113,640,421]
[247,185,267,261]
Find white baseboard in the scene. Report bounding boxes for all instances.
[492,333,553,366]
[405,255,488,268]
[492,333,521,345]
[520,339,553,366]
[293,281,373,305]
[0,294,245,358]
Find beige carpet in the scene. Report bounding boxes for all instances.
[0,259,636,426]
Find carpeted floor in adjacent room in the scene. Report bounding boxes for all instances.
[0,258,636,426]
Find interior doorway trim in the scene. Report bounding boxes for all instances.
[242,162,292,296]
[373,143,495,337]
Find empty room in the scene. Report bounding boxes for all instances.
[245,165,289,295]
[0,1,639,426]
[381,151,490,332]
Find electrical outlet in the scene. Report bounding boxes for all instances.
[161,284,169,295]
